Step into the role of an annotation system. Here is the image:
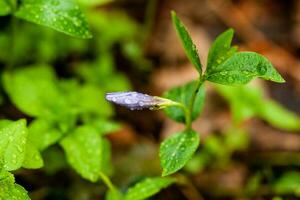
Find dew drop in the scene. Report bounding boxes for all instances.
[138,101,144,106]
[124,98,132,104]
[258,65,267,75]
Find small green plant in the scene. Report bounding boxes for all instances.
[106,10,285,179]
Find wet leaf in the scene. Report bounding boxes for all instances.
[0,119,28,171]
[22,141,43,169]
[171,11,202,74]
[15,0,92,39]
[205,52,285,85]
[206,29,237,72]
[163,81,205,123]
[124,177,175,200]
[0,172,30,200]
[60,126,102,182]
[160,130,200,176]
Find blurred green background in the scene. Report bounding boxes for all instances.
[0,0,300,199]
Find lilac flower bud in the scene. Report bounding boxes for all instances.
[105,91,179,110]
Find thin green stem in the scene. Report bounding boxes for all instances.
[185,76,205,130]
[99,171,117,191]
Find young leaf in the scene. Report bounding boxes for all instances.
[60,126,102,182]
[0,172,30,200]
[163,81,205,123]
[124,177,175,200]
[0,119,28,171]
[206,29,237,72]
[15,0,92,39]
[160,130,200,176]
[171,11,202,74]
[205,52,285,85]
[0,0,11,16]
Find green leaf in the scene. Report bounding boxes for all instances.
[163,81,205,123]
[15,0,92,39]
[206,29,237,72]
[171,11,202,74]
[76,0,112,7]
[216,84,300,130]
[22,141,44,169]
[2,65,62,117]
[0,172,30,200]
[205,52,285,85]
[60,126,102,182]
[258,100,300,131]
[105,189,123,200]
[28,118,63,151]
[0,119,28,171]
[0,0,11,16]
[100,138,113,175]
[273,171,300,196]
[160,130,200,176]
[124,177,175,200]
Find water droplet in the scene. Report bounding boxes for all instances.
[124,98,132,104]
[138,101,144,106]
[258,65,267,75]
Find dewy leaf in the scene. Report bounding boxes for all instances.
[60,126,102,182]
[163,81,205,123]
[15,0,92,39]
[205,52,285,85]
[0,0,11,16]
[160,130,200,176]
[22,141,44,169]
[124,177,175,200]
[273,171,300,195]
[0,172,30,200]
[206,29,237,72]
[171,11,202,74]
[0,119,28,171]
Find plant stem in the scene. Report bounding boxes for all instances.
[185,76,205,130]
[99,171,117,191]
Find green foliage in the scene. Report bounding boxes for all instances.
[206,28,237,71]
[205,52,285,85]
[76,0,112,7]
[171,11,202,74]
[0,0,11,16]
[0,119,28,171]
[216,84,300,130]
[160,130,200,176]
[15,0,92,39]
[0,172,30,200]
[163,81,205,123]
[124,177,175,200]
[273,171,300,196]
[105,189,123,200]
[60,126,103,182]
